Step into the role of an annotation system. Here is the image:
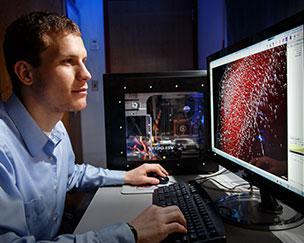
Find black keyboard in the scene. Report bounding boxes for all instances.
[153,181,226,243]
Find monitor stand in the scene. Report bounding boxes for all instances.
[216,187,304,230]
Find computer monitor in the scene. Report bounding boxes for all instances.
[103,71,217,174]
[207,10,304,230]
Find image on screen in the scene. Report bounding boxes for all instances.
[212,45,288,178]
[125,92,205,161]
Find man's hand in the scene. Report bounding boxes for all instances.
[129,205,187,243]
[124,163,168,185]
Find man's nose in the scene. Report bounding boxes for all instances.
[78,63,92,82]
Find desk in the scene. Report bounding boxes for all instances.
[74,174,304,243]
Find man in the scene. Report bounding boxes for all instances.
[0,11,187,242]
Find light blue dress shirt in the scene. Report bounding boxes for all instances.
[0,95,135,242]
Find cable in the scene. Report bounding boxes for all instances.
[194,169,230,186]
[195,168,228,180]
[195,169,259,194]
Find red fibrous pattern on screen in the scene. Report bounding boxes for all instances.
[217,44,287,162]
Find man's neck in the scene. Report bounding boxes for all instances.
[20,93,63,132]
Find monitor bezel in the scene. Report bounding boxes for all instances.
[206,10,304,214]
[103,70,218,174]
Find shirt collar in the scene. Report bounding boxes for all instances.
[5,94,63,157]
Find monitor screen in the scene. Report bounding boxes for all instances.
[208,11,304,214]
[103,71,217,174]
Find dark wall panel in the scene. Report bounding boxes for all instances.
[226,0,304,46]
[105,0,196,72]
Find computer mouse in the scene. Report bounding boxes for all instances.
[147,172,169,184]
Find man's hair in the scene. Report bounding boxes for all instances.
[3,11,81,96]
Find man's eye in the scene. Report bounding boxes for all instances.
[62,58,73,64]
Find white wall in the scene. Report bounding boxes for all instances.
[67,0,107,168]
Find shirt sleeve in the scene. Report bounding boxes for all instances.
[67,163,126,192]
[0,223,135,243]
[0,149,134,243]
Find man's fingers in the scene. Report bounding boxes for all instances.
[165,222,188,235]
[161,205,181,213]
[157,164,169,176]
[145,164,169,177]
[158,206,187,227]
[165,211,187,227]
[144,176,159,185]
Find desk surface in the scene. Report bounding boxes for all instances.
[74,174,304,243]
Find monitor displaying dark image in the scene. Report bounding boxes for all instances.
[103,71,217,174]
[207,10,304,228]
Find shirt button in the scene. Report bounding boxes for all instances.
[53,215,57,222]
[54,185,57,191]
[49,156,53,161]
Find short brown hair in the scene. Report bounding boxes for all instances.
[3,11,81,96]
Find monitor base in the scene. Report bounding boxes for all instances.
[216,192,304,231]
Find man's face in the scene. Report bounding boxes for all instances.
[30,33,91,113]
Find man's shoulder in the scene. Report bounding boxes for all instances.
[0,104,18,146]
[0,115,17,182]
[0,119,16,145]
[0,109,11,132]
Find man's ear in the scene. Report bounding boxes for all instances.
[13,61,34,86]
